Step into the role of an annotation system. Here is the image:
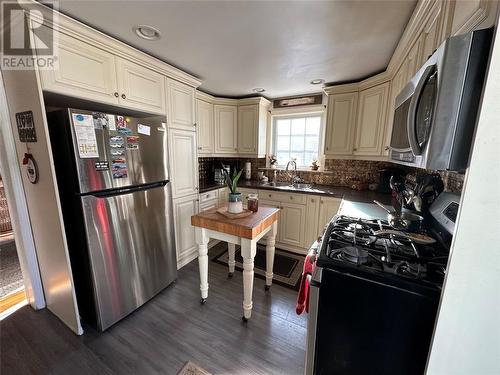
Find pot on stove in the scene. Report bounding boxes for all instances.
[373,200,424,231]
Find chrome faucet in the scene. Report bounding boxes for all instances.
[285,159,302,186]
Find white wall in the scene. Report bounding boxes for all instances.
[0,71,45,310]
[1,10,82,334]
[426,16,500,375]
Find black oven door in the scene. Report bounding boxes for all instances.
[407,65,438,156]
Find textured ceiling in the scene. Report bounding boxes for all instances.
[57,0,416,98]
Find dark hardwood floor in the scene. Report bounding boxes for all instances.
[1,249,307,375]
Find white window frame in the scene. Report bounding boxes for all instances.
[271,110,325,169]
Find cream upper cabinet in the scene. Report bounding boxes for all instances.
[37,28,119,105]
[237,104,259,154]
[196,99,214,154]
[353,82,390,156]
[279,202,306,248]
[173,194,199,268]
[167,79,196,131]
[324,92,358,156]
[116,58,166,114]
[405,39,423,84]
[214,105,238,153]
[318,197,342,236]
[168,129,198,198]
[420,7,442,67]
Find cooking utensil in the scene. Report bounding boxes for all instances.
[373,229,436,245]
[373,200,424,231]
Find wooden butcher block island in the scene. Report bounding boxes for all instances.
[191,206,280,321]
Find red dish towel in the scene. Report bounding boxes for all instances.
[296,253,316,315]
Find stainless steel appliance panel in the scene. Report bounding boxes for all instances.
[390,28,492,170]
[67,109,168,194]
[80,182,177,330]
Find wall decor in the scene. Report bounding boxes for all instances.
[15,110,37,142]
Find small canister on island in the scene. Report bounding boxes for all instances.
[247,193,259,212]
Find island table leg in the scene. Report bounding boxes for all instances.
[228,242,236,277]
[240,238,257,321]
[195,227,210,303]
[265,221,278,290]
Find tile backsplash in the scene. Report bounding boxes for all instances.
[198,157,266,186]
[198,157,464,194]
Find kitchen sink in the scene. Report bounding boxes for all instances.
[288,183,313,190]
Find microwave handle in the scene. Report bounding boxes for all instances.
[407,64,435,156]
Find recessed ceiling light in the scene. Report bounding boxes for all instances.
[133,25,161,41]
[310,79,325,85]
[253,88,265,93]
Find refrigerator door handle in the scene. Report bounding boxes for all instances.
[86,180,169,198]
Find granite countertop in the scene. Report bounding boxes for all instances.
[200,180,393,205]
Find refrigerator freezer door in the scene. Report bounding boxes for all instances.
[80,182,177,330]
[67,109,168,194]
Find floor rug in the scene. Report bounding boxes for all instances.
[0,239,24,298]
[211,242,304,290]
[177,361,212,375]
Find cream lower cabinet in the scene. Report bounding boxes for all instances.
[279,202,306,248]
[173,194,199,269]
[196,99,214,154]
[353,82,390,156]
[259,199,281,243]
[167,79,196,131]
[168,129,198,198]
[318,197,342,236]
[214,105,238,153]
[116,57,166,114]
[324,92,358,156]
[304,196,320,246]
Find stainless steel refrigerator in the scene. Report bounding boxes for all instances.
[48,108,177,331]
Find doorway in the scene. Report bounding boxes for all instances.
[0,175,27,316]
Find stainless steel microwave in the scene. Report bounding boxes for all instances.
[389,28,492,171]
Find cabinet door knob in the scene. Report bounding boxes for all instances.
[353,147,357,151]
[385,146,390,151]
[121,94,126,99]
[311,198,315,202]
[198,147,202,150]
[268,194,271,198]
[194,123,197,127]
[113,92,119,98]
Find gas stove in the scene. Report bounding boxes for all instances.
[316,215,449,288]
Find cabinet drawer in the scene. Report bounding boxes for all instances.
[199,190,218,204]
[258,190,307,205]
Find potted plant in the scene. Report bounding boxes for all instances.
[221,167,244,213]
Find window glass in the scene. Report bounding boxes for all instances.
[273,114,322,167]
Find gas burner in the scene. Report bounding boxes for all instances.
[330,246,369,265]
[330,229,376,246]
[395,261,427,279]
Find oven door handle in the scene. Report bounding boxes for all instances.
[407,64,435,156]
